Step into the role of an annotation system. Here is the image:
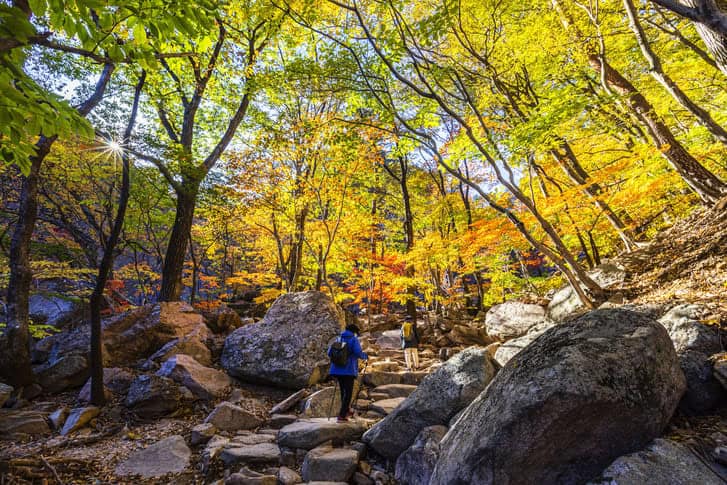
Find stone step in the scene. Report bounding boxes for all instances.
[219,443,281,467]
[278,418,367,450]
[363,370,429,387]
[371,384,417,399]
[369,397,405,415]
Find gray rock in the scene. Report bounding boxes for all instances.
[301,383,360,418]
[376,330,401,349]
[714,353,727,390]
[202,435,230,470]
[204,402,263,432]
[278,418,367,450]
[588,438,723,484]
[547,263,626,321]
[48,406,69,430]
[31,303,207,395]
[144,322,213,367]
[157,354,230,400]
[372,384,417,399]
[60,406,99,435]
[363,347,495,460]
[225,468,277,485]
[369,397,405,415]
[205,304,244,334]
[485,301,552,340]
[271,389,309,414]
[658,304,725,414]
[658,304,722,354]
[446,324,490,346]
[229,433,277,445]
[78,367,134,402]
[492,325,550,367]
[0,409,50,438]
[395,425,448,485]
[371,360,400,372]
[124,374,187,418]
[191,422,217,445]
[34,354,89,393]
[221,291,343,389]
[0,382,13,408]
[278,466,302,485]
[29,293,87,328]
[220,442,281,466]
[269,414,298,429]
[115,435,191,478]
[430,309,686,485]
[301,445,359,482]
[363,370,428,387]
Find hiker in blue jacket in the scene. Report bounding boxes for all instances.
[328,324,368,422]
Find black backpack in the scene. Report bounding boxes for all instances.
[328,337,349,366]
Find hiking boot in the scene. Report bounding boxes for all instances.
[337,416,349,423]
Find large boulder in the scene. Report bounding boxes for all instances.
[221,291,343,389]
[103,302,206,364]
[658,304,725,414]
[115,435,191,478]
[363,347,496,459]
[124,375,190,418]
[157,354,231,400]
[547,263,626,321]
[395,425,448,485]
[430,309,686,485]
[485,301,552,340]
[34,354,89,393]
[32,303,208,393]
[588,438,723,484]
[29,293,87,329]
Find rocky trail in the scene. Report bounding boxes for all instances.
[1,208,727,484]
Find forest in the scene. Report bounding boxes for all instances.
[1,0,727,483]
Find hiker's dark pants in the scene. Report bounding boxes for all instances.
[336,375,356,418]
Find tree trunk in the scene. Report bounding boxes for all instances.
[159,186,199,301]
[89,72,144,406]
[588,54,727,204]
[286,206,308,291]
[680,0,727,76]
[625,0,727,145]
[550,143,638,251]
[189,231,198,305]
[399,158,417,322]
[0,136,54,386]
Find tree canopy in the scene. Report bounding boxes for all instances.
[2,0,727,386]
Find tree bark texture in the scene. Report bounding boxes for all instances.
[589,54,727,204]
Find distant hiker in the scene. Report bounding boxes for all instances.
[401,315,420,370]
[328,323,368,422]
